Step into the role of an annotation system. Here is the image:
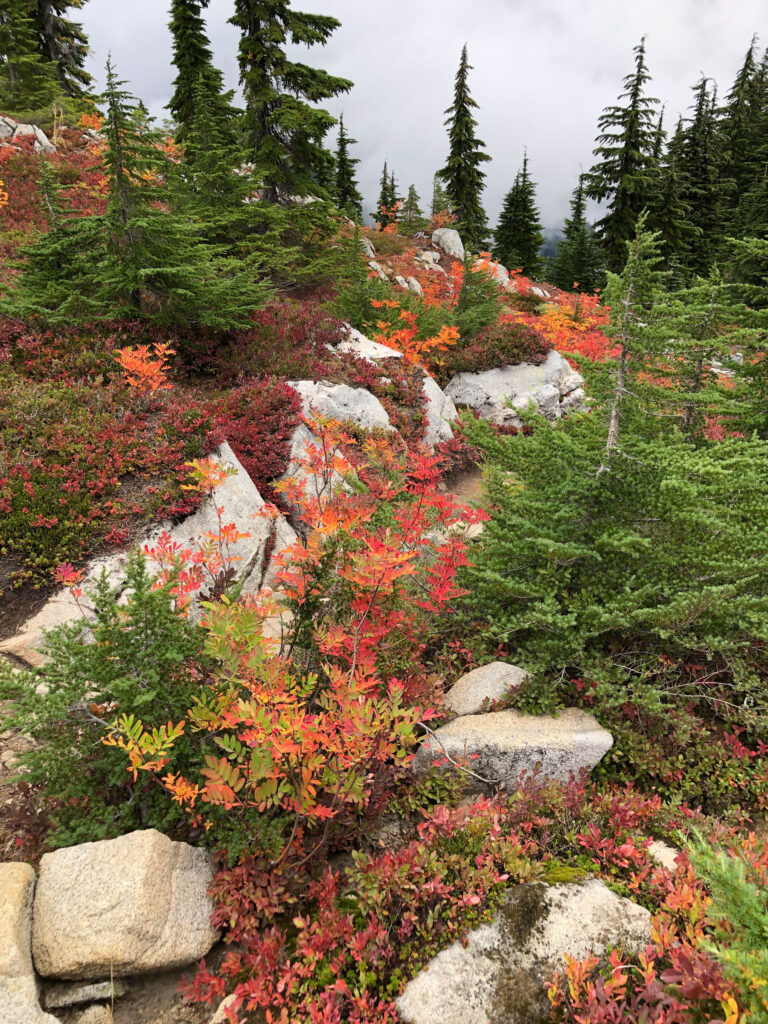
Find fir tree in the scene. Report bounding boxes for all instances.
[373,160,398,229]
[33,1,91,97]
[648,116,695,279]
[431,173,450,216]
[678,77,728,277]
[438,44,491,250]
[586,37,660,271]
[0,1,59,112]
[401,184,425,226]
[722,36,763,232]
[333,114,363,219]
[168,0,234,144]
[493,153,544,277]
[5,61,271,331]
[549,175,603,292]
[229,0,352,201]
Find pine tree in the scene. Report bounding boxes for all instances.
[33,1,91,97]
[586,37,660,271]
[493,153,544,277]
[648,116,695,279]
[229,0,352,202]
[438,44,491,250]
[333,114,363,219]
[677,77,728,277]
[168,0,234,145]
[431,173,450,217]
[722,36,763,233]
[549,175,603,292]
[0,1,60,112]
[731,47,768,239]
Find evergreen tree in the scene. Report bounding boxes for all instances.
[0,1,59,112]
[33,1,91,97]
[229,0,352,201]
[731,47,768,239]
[168,0,234,145]
[549,175,603,292]
[333,114,363,219]
[5,61,271,330]
[677,77,728,277]
[648,116,695,279]
[401,184,425,226]
[431,173,450,216]
[722,36,763,232]
[493,153,544,277]
[586,37,660,271]
[373,160,398,229]
[438,44,491,250]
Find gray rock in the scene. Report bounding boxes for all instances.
[12,123,36,141]
[396,879,651,1024]
[395,274,410,291]
[209,994,239,1024]
[32,829,218,980]
[414,707,612,791]
[288,380,393,432]
[407,276,423,296]
[475,257,510,287]
[70,1008,111,1024]
[0,444,282,667]
[367,260,388,281]
[422,374,456,447]
[0,862,59,1024]
[527,285,552,300]
[44,978,130,1010]
[360,236,376,259]
[649,840,679,871]
[560,386,586,415]
[336,326,403,365]
[32,126,55,154]
[444,662,528,716]
[445,350,585,427]
[432,228,465,262]
[0,115,17,139]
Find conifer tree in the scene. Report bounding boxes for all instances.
[5,61,270,331]
[493,153,544,277]
[0,2,59,112]
[586,37,660,271]
[168,0,233,144]
[333,114,363,219]
[229,0,352,201]
[549,175,603,292]
[438,44,491,250]
[677,77,728,277]
[431,173,450,216]
[648,116,695,280]
[33,1,91,96]
[401,184,425,226]
[373,161,398,229]
[722,36,763,232]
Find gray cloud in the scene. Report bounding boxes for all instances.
[80,0,766,229]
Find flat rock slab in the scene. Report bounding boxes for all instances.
[43,977,131,1010]
[445,350,585,428]
[0,862,59,1024]
[0,443,281,667]
[32,829,219,980]
[336,326,403,364]
[396,879,651,1024]
[415,707,612,791]
[444,662,528,716]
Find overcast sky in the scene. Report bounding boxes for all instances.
[79,0,765,230]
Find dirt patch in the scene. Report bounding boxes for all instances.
[444,465,484,505]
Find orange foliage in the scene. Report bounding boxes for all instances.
[371,299,459,367]
[77,110,104,132]
[113,342,174,394]
[0,179,7,209]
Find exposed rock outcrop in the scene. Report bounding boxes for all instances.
[288,379,394,433]
[0,863,59,1024]
[431,227,465,262]
[396,879,651,1024]
[415,707,612,791]
[32,829,218,980]
[445,349,585,427]
[444,662,528,716]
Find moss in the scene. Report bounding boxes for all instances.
[498,882,548,947]
[540,863,591,885]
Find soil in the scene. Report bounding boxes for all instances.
[50,966,216,1024]
[444,465,484,505]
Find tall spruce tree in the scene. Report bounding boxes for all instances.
[373,161,397,229]
[333,114,363,218]
[648,116,695,279]
[493,153,544,277]
[722,36,763,232]
[168,0,233,144]
[438,44,490,250]
[549,175,603,292]
[586,37,660,271]
[0,1,59,112]
[33,1,91,96]
[401,184,425,226]
[229,0,352,201]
